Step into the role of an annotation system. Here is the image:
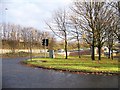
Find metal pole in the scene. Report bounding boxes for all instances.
[45,46,46,58]
[44,39,46,58]
[2,8,8,52]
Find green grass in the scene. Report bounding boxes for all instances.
[23,55,119,75]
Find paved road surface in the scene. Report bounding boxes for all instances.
[2,57,118,88]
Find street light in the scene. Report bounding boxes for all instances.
[4,8,8,40]
[2,8,8,53]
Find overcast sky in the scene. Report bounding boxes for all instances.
[1,0,72,31]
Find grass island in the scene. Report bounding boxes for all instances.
[22,55,119,76]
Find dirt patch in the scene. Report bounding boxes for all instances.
[41,60,47,62]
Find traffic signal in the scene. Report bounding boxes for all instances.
[42,39,45,46]
[45,39,49,46]
[42,39,49,46]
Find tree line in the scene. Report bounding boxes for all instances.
[0,23,83,53]
[0,23,57,53]
[46,1,120,60]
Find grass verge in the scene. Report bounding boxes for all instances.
[22,56,119,75]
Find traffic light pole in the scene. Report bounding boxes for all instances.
[42,38,48,58]
[44,39,46,58]
[45,46,46,58]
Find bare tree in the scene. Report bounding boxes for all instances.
[71,1,116,60]
[103,1,120,59]
[6,24,20,53]
[109,1,120,42]
[71,1,97,60]
[26,27,36,60]
[69,15,82,58]
[94,2,115,60]
[46,9,70,59]
[105,10,117,60]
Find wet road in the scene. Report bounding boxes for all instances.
[2,57,118,88]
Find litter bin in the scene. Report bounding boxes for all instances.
[49,50,55,58]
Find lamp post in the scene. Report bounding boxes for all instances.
[4,8,8,40]
[2,7,8,53]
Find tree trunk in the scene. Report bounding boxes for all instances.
[118,1,120,15]
[65,40,68,59]
[91,36,95,60]
[118,1,120,43]
[12,40,15,53]
[91,45,95,60]
[30,41,32,61]
[65,33,68,59]
[111,48,113,60]
[98,45,101,60]
[77,36,81,58]
[108,47,111,59]
[91,32,95,60]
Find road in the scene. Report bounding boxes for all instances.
[2,57,118,88]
